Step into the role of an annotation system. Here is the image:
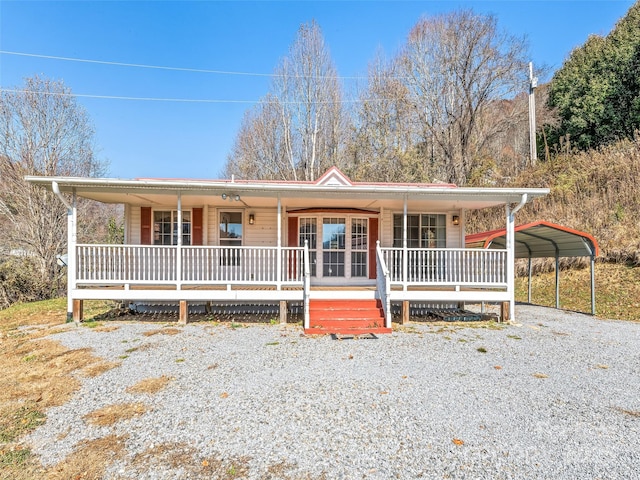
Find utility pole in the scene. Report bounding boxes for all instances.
[528,62,538,166]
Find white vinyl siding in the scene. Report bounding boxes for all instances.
[129,206,141,244]
[244,209,278,247]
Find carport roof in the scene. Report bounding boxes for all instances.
[465,221,599,258]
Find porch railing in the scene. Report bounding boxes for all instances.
[381,247,507,287]
[375,241,392,328]
[75,244,305,286]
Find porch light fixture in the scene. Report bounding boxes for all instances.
[249,214,255,225]
[452,215,460,226]
[221,193,241,202]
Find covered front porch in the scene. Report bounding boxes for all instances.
[69,241,510,329]
[26,167,548,333]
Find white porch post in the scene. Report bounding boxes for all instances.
[506,203,515,321]
[277,196,282,290]
[177,193,182,289]
[402,195,408,291]
[67,190,77,321]
[506,194,527,321]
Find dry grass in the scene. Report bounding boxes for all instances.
[469,137,640,266]
[126,375,173,395]
[45,434,128,480]
[81,361,122,378]
[129,442,251,479]
[515,262,640,321]
[83,403,148,427]
[614,407,640,418]
[142,327,182,337]
[0,299,111,479]
[93,325,120,333]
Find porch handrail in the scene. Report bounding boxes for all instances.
[376,241,392,329]
[75,244,305,286]
[380,247,508,287]
[303,240,311,330]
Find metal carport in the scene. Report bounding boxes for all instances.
[466,221,600,315]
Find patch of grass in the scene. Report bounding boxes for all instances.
[0,297,66,326]
[515,263,640,321]
[175,358,185,363]
[93,325,120,333]
[84,403,148,427]
[0,446,32,467]
[46,434,128,480]
[143,327,182,337]
[81,361,122,378]
[0,444,42,479]
[125,347,139,354]
[477,347,487,353]
[507,334,522,340]
[118,354,129,360]
[129,442,251,479]
[0,403,46,443]
[0,299,106,479]
[126,376,173,395]
[266,341,279,346]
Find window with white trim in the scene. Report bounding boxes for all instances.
[393,214,446,248]
[351,218,368,277]
[299,218,317,276]
[153,210,191,245]
[219,212,243,266]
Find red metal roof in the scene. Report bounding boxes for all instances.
[466,220,600,258]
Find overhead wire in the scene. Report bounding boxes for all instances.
[0,50,387,104]
[0,50,370,80]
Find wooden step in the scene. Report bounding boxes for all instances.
[306,299,390,335]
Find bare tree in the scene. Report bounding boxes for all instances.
[224,20,345,181]
[223,94,292,180]
[0,76,108,305]
[400,10,528,184]
[347,51,443,183]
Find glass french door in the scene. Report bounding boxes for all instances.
[299,216,370,281]
[322,218,346,277]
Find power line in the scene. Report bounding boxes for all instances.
[0,88,376,105]
[0,50,368,80]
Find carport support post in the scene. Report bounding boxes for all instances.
[279,300,287,324]
[528,256,533,303]
[555,255,560,309]
[590,255,596,315]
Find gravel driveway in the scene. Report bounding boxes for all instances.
[28,305,640,479]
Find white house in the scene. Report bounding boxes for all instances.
[26,167,548,334]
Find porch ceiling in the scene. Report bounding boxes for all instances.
[25,176,548,211]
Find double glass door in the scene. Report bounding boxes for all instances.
[299,216,369,281]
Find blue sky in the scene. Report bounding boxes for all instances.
[0,0,635,179]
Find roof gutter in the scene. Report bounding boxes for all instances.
[52,181,72,211]
[510,193,528,216]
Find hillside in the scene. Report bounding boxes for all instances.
[468,137,640,266]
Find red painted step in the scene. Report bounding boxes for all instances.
[305,299,391,335]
